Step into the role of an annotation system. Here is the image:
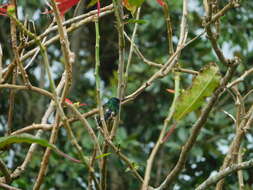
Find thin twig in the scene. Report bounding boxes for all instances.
[0,183,21,190]
[196,158,253,190]
[237,147,244,190]
[174,67,199,75]
[204,0,229,66]
[0,159,11,184]
[124,32,163,68]
[125,8,141,84]
[0,43,2,83]
[9,1,31,87]
[110,0,126,139]
[49,0,73,101]
[94,18,108,189]
[227,67,253,88]
[163,1,174,55]
[11,124,52,135]
[7,67,17,135]
[0,84,54,99]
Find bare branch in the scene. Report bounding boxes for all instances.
[196,158,253,190]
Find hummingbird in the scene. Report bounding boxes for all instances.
[96,97,120,128]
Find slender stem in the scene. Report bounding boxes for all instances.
[125,8,141,87]
[11,124,52,135]
[7,67,17,135]
[94,18,108,189]
[7,1,19,135]
[0,183,21,190]
[0,84,54,99]
[94,19,108,135]
[111,0,125,138]
[49,0,73,101]
[237,147,244,190]
[163,1,174,55]
[124,32,162,68]
[0,159,11,184]
[204,0,228,66]
[0,44,2,83]
[227,68,253,88]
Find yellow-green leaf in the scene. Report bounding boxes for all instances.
[95,152,111,159]
[174,63,221,121]
[87,0,103,8]
[0,134,55,150]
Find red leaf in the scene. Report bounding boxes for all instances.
[156,0,165,6]
[162,123,177,143]
[65,98,73,104]
[65,98,87,107]
[43,0,80,16]
[97,0,100,16]
[56,0,80,15]
[0,4,9,16]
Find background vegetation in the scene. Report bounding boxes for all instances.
[0,0,253,189]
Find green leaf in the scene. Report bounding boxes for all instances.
[95,152,111,159]
[128,0,145,7]
[87,0,103,8]
[0,134,55,150]
[174,63,221,121]
[127,19,147,24]
[123,0,145,14]
[0,134,83,163]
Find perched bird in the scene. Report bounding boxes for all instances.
[96,97,120,128]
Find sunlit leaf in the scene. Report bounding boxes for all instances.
[87,0,103,8]
[95,152,111,159]
[174,63,221,121]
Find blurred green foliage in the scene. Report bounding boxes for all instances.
[1,0,253,189]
